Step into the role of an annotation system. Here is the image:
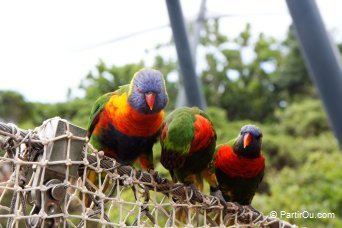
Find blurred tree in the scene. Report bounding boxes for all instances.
[199,21,341,122]
[262,98,336,171]
[0,91,32,124]
[275,98,330,137]
[274,26,317,105]
[30,99,90,128]
[80,61,145,101]
[200,21,284,121]
[257,150,342,227]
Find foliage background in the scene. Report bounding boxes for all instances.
[0,21,341,227]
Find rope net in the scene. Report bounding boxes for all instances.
[0,117,295,227]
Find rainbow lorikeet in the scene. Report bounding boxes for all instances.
[87,68,168,170]
[160,107,217,191]
[211,125,265,205]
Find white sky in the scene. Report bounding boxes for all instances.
[0,0,341,103]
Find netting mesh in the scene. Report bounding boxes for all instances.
[0,117,295,227]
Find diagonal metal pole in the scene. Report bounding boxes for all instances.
[165,0,207,109]
[176,0,207,108]
[286,0,342,147]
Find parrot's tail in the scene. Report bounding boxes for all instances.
[175,207,189,224]
[83,170,110,207]
[202,167,219,192]
[84,170,97,207]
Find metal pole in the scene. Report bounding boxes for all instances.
[176,0,207,108]
[286,0,342,147]
[165,0,206,109]
[190,0,206,65]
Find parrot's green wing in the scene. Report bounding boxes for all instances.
[115,84,129,96]
[162,107,196,154]
[87,92,113,137]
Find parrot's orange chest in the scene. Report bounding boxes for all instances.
[215,145,265,178]
[96,93,164,137]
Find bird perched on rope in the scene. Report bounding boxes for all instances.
[211,125,265,205]
[84,68,168,211]
[87,68,168,170]
[160,107,217,192]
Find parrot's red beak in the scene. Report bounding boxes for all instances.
[243,133,252,148]
[145,92,156,110]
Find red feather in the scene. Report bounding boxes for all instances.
[94,93,164,137]
[189,114,215,154]
[215,144,265,178]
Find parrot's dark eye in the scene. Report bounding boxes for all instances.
[137,87,142,93]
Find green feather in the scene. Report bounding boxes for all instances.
[87,92,112,136]
[115,84,129,96]
[163,108,196,154]
[162,106,214,154]
[163,107,210,153]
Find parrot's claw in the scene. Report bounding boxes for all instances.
[147,169,168,185]
[147,169,157,178]
[210,187,226,205]
[131,185,155,225]
[189,184,199,196]
[186,184,202,202]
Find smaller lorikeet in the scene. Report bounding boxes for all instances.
[160,107,217,192]
[87,68,168,170]
[211,125,265,205]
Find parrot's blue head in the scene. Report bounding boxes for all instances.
[240,125,262,139]
[128,69,168,114]
[234,124,263,158]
